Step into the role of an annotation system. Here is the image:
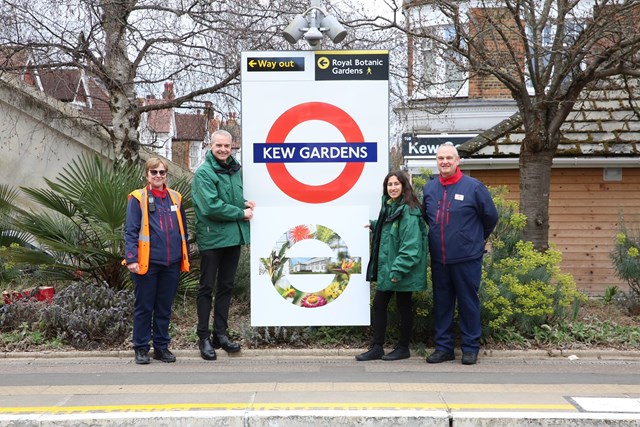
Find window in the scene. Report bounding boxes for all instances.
[418,25,468,98]
[189,141,205,171]
[526,19,586,92]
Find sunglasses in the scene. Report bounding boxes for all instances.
[149,169,166,176]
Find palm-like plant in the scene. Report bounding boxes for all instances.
[0,184,34,285]
[1,154,194,291]
[0,184,32,247]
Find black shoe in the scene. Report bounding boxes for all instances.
[461,351,478,365]
[153,348,176,363]
[426,350,455,364]
[381,345,410,361]
[355,344,384,361]
[199,337,217,360]
[213,334,241,353]
[134,348,150,365]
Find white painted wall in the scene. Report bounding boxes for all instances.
[0,75,114,210]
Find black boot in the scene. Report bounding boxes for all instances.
[381,345,410,361]
[153,348,176,363]
[199,337,217,360]
[134,348,150,365]
[213,334,241,353]
[355,344,384,361]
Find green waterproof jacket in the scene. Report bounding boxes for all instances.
[368,197,428,292]
[192,151,250,251]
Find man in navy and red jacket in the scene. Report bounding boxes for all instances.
[422,142,498,365]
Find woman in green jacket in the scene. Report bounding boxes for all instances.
[356,171,428,361]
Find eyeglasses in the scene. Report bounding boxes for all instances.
[149,169,166,176]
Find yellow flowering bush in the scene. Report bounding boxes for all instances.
[406,182,585,345]
[480,190,585,337]
[611,215,640,296]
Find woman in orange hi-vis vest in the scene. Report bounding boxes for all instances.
[124,157,189,365]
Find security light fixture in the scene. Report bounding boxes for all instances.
[283,15,309,44]
[320,15,347,43]
[282,0,348,49]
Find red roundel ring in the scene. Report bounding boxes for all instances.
[265,102,365,204]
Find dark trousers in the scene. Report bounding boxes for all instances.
[372,290,414,347]
[196,246,241,339]
[431,257,483,354]
[131,262,180,351]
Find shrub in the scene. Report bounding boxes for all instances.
[611,214,640,296]
[0,155,144,289]
[481,187,585,338]
[238,322,369,349]
[0,185,33,287]
[0,279,134,350]
[0,154,194,291]
[602,286,620,304]
[40,280,134,349]
[410,286,434,346]
[366,184,585,347]
[481,241,585,337]
[239,325,312,348]
[234,245,251,301]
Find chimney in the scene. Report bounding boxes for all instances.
[467,8,519,100]
[162,81,175,100]
[208,115,220,133]
[227,111,237,126]
[204,101,213,119]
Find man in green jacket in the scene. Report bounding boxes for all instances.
[192,130,255,361]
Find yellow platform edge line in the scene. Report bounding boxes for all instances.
[0,402,577,414]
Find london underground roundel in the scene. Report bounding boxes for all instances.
[265,102,365,203]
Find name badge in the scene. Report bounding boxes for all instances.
[171,205,178,212]
[454,194,464,201]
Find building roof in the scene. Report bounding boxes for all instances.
[0,46,31,73]
[11,66,114,127]
[82,77,112,126]
[145,99,173,134]
[38,69,82,102]
[175,112,206,141]
[221,112,241,149]
[459,78,640,161]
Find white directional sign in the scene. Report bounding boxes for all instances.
[242,50,389,326]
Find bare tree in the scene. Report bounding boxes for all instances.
[0,0,410,165]
[375,0,640,250]
[0,0,307,161]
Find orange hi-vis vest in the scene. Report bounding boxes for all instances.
[127,187,190,275]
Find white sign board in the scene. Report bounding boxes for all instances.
[242,50,389,326]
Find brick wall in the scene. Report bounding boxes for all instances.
[468,7,522,100]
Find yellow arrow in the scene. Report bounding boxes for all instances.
[317,57,330,70]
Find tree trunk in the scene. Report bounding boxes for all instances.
[519,144,553,251]
[110,91,140,162]
[101,0,140,162]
